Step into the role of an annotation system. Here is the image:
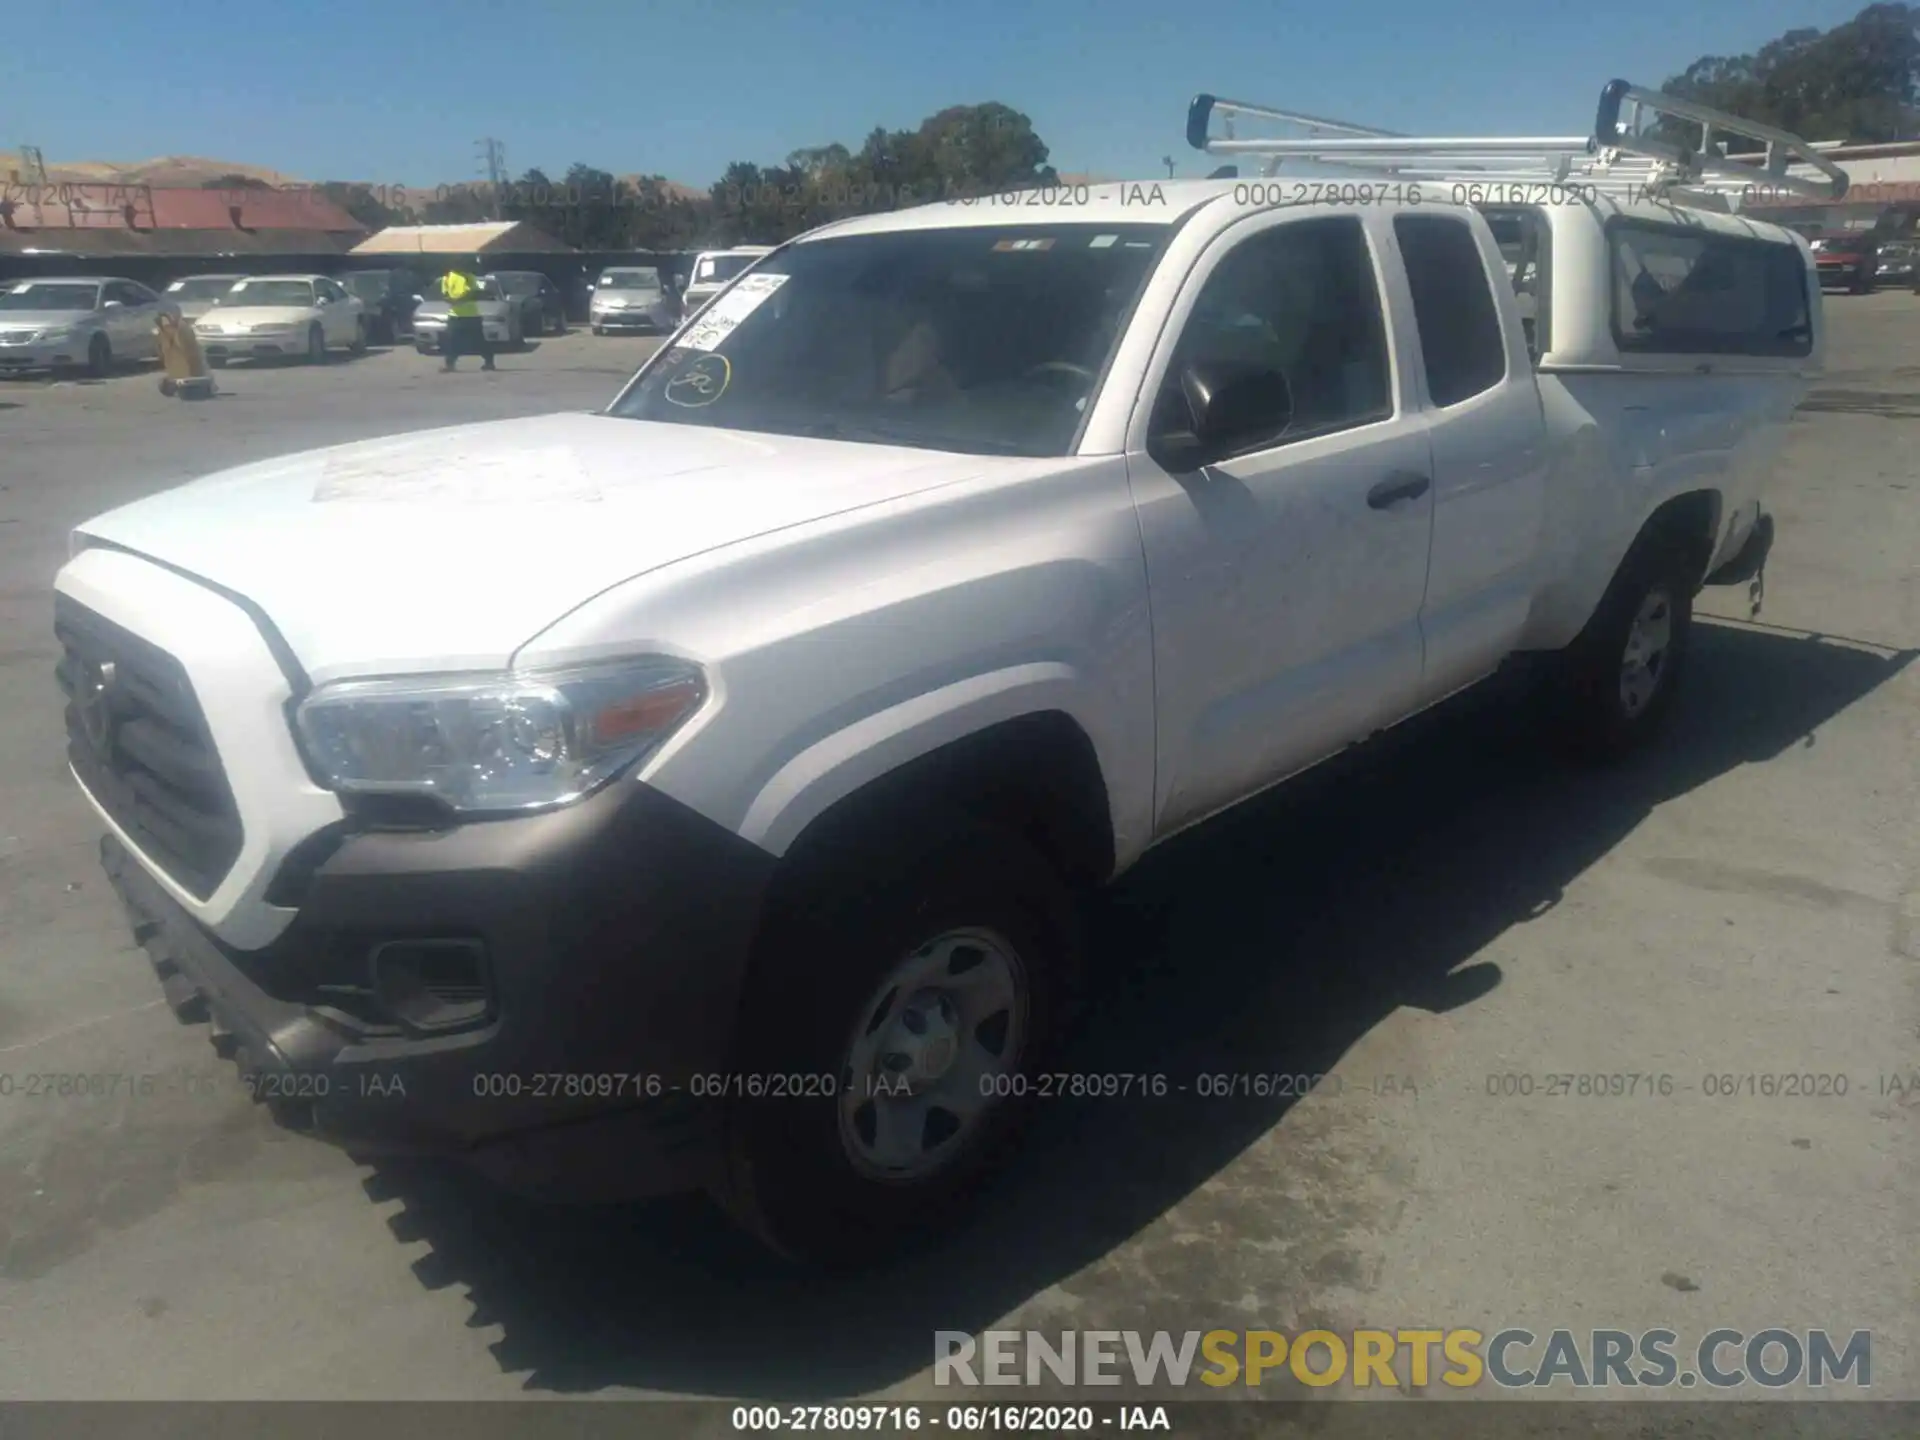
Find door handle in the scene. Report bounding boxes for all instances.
[1367,472,1431,509]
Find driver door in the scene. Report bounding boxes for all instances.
[1127,211,1436,837]
[103,282,155,357]
[315,279,351,344]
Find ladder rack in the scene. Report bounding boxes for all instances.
[1185,80,1850,206]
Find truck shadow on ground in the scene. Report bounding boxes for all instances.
[360,619,1914,1397]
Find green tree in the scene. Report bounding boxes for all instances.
[709,101,1062,244]
[1658,3,1920,143]
[422,184,493,224]
[317,181,400,231]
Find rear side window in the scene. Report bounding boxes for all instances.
[1610,222,1811,357]
[1394,214,1508,406]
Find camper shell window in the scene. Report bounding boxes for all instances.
[1478,205,1551,360]
[1607,218,1811,359]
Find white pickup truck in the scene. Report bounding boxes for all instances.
[53,83,1824,1263]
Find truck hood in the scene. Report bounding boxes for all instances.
[73,412,1005,685]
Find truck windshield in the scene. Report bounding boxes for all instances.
[610,224,1168,457]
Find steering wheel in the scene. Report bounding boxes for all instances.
[1024,360,1097,385]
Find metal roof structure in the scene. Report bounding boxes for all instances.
[351,220,575,256]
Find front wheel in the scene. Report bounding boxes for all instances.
[86,333,112,379]
[1548,534,1695,761]
[711,823,1078,1266]
[306,325,326,364]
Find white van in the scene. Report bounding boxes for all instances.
[680,244,775,318]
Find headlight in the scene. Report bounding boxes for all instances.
[293,658,707,813]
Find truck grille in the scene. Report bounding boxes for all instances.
[55,594,244,901]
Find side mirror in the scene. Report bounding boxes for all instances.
[102,299,124,310]
[1150,359,1292,472]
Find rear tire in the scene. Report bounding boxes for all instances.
[1548,532,1696,762]
[349,319,368,355]
[710,822,1078,1267]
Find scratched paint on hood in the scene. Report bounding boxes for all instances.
[311,445,603,504]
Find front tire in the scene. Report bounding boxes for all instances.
[306,325,326,364]
[86,333,112,379]
[711,823,1077,1266]
[1549,533,1695,761]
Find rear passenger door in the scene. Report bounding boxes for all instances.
[1129,210,1437,837]
[1389,212,1550,704]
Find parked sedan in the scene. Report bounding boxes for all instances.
[589,266,679,333]
[1874,238,1919,286]
[162,273,245,323]
[193,274,367,364]
[411,277,521,353]
[0,276,173,377]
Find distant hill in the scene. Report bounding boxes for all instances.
[1,153,302,187]
[0,152,707,205]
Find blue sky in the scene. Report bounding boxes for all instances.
[4,0,1869,189]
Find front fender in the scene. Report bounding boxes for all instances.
[737,662,1115,857]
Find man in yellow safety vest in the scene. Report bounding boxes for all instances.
[438,264,496,371]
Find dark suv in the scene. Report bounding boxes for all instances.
[340,268,426,343]
[489,271,567,337]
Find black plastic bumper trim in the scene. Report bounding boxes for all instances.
[1705,511,1774,587]
[100,776,779,1200]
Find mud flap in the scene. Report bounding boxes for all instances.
[1749,563,1765,619]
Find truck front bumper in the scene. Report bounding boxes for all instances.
[1704,509,1773,588]
[99,777,776,1201]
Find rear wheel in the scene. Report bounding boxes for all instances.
[711,822,1077,1266]
[1549,532,1696,761]
[349,318,368,355]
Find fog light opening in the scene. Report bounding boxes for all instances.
[369,939,491,1033]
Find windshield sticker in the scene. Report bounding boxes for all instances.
[663,353,731,408]
[678,271,789,351]
[992,238,1055,252]
[1089,235,1117,248]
